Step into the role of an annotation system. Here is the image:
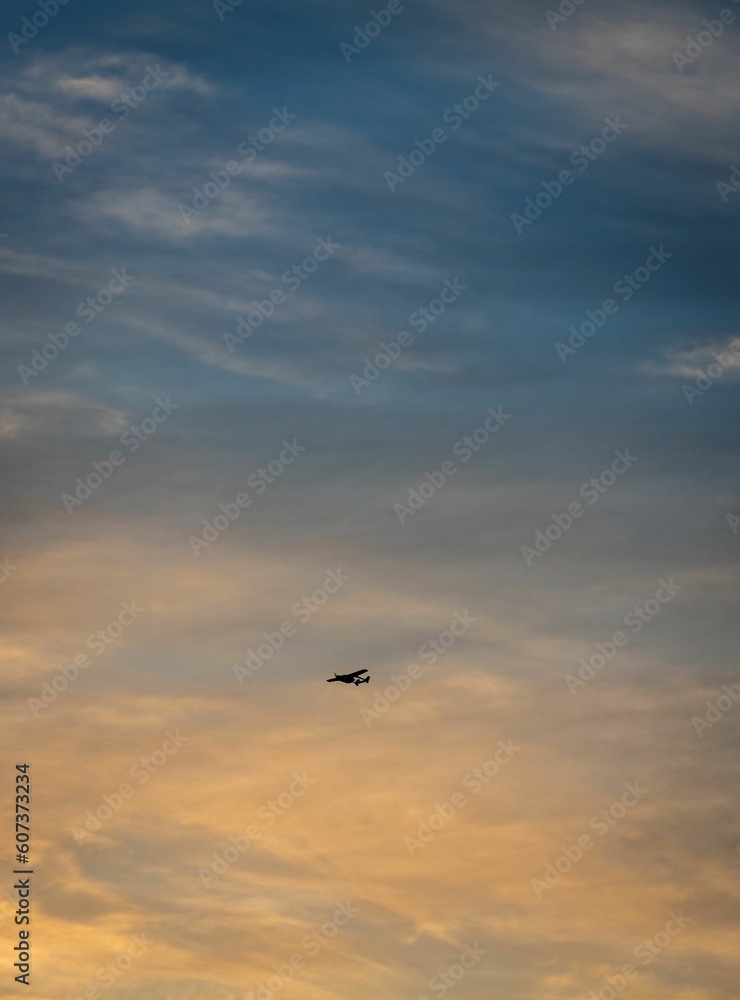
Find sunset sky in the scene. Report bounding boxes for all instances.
[1,1,739,998]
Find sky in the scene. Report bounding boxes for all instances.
[0,0,739,998]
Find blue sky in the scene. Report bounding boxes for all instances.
[1,1,739,998]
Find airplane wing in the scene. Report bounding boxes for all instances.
[326,669,368,682]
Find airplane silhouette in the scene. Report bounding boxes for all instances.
[326,668,370,686]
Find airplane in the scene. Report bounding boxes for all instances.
[326,668,370,686]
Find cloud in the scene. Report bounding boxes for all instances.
[645,335,740,379]
[0,50,215,161]
[0,1,738,997]
[0,391,128,439]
